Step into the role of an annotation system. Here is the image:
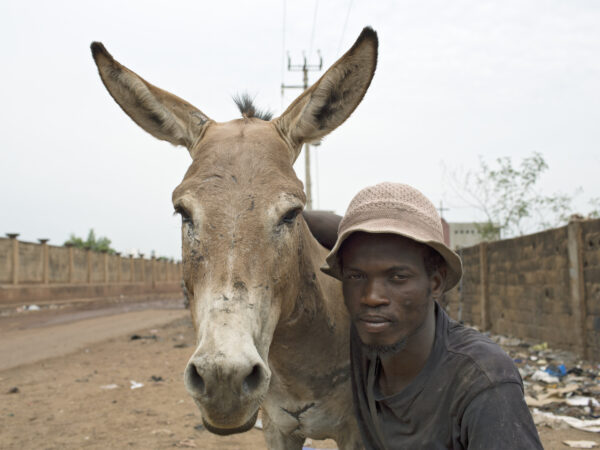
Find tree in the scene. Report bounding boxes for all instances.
[64,229,115,253]
[589,197,600,219]
[446,152,576,240]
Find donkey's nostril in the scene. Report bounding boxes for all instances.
[243,364,262,393]
[186,363,206,395]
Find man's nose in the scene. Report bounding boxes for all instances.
[361,278,390,308]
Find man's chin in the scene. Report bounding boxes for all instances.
[202,409,259,436]
[360,337,407,355]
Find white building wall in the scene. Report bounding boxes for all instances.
[448,222,491,249]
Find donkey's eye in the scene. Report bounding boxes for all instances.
[279,207,302,226]
[174,206,193,225]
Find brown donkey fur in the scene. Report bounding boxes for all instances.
[91,27,377,450]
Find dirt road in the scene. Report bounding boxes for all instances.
[0,301,596,449]
[0,309,187,371]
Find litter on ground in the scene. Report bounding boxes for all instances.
[487,333,600,433]
[563,440,598,448]
[129,380,144,390]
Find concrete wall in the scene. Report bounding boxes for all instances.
[73,248,88,283]
[18,242,43,284]
[0,237,183,306]
[445,218,600,360]
[0,281,181,306]
[49,246,69,283]
[0,239,11,283]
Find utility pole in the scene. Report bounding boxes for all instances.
[438,201,449,219]
[281,51,322,210]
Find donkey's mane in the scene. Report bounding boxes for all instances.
[233,93,273,121]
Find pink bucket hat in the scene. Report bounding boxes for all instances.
[321,182,463,292]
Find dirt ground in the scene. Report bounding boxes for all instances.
[0,301,597,449]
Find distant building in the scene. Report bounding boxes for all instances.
[447,222,499,250]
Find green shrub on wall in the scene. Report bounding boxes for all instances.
[64,229,115,254]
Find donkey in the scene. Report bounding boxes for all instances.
[91,27,377,449]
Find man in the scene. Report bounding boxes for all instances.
[312,182,542,449]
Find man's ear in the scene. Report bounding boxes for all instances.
[430,265,447,300]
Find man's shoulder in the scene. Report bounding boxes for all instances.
[442,318,522,387]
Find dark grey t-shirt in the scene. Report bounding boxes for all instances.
[350,303,543,449]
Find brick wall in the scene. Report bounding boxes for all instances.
[582,220,600,360]
[445,218,600,360]
[445,246,481,325]
[488,228,576,349]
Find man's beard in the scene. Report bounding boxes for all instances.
[361,336,407,355]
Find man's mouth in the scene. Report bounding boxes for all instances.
[357,315,394,333]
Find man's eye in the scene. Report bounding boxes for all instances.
[390,273,407,281]
[344,273,364,280]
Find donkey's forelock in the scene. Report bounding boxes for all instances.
[233,93,273,121]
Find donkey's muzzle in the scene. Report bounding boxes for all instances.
[202,409,259,435]
[185,359,267,397]
[184,350,270,430]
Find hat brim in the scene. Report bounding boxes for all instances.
[320,218,463,292]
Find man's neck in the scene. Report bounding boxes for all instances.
[377,302,437,397]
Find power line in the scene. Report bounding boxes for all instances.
[337,0,354,55]
[281,0,287,110]
[308,0,319,57]
[281,0,324,209]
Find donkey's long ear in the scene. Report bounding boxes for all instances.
[91,42,211,149]
[275,27,377,161]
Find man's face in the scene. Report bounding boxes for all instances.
[340,232,443,349]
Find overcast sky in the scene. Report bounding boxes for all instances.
[2,0,599,259]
